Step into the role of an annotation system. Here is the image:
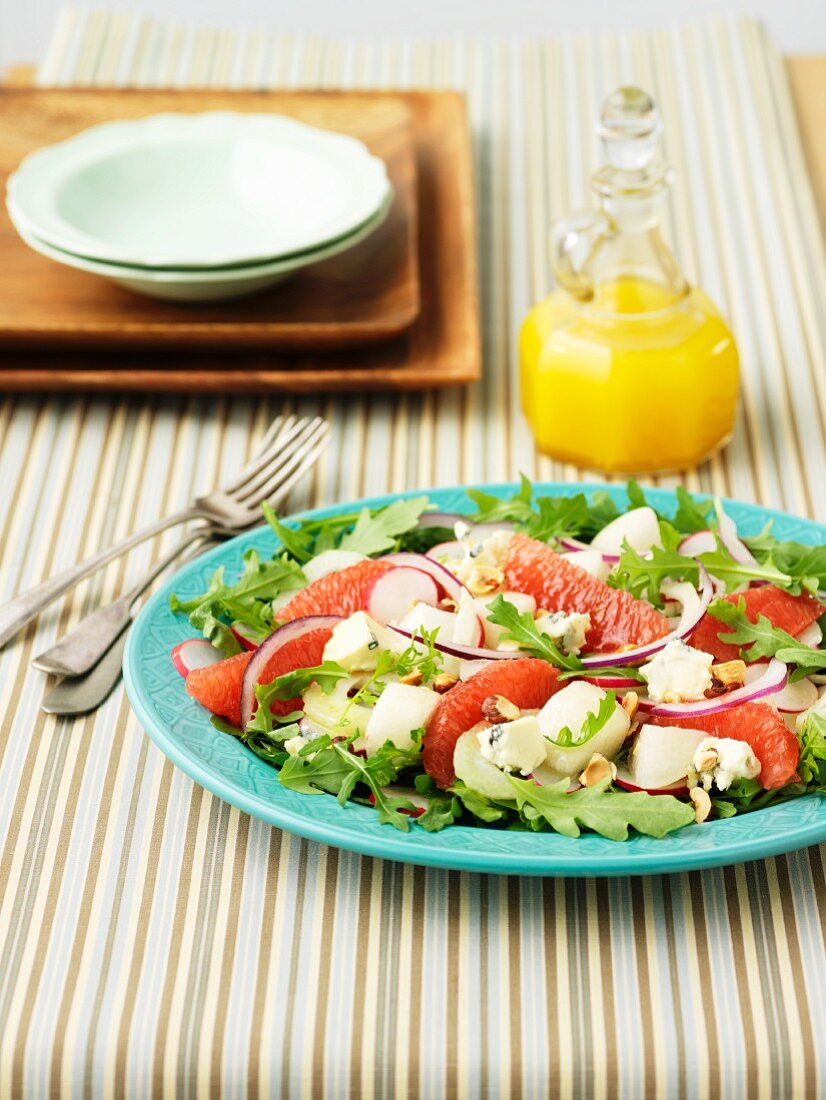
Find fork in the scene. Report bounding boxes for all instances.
[32,525,223,677]
[40,532,225,716]
[0,414,330,650]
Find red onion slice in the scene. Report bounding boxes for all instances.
[580,568,713,669]
[389,624,515,662]
[715,501,760,567]
[240,614,343,731]
[382,551,467,602]
[557,536,620,563]
[636,658,788,718]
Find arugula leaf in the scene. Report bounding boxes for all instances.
[697,537,793,593]
[261,503,316,562]
[626,479,652,512]
[485,595,584,670]
[607,539,699,606]
[507,775,696,840]
[246,661,351,734]
[393,628,444,684]
[465,474,536,526]
[550,690,617,747]
[754,540,826,595]
[170,549,306,655]
[279,734,424,831]
[449,781,508,822]
[579,491,621,538]
[672,486,716,533]
[417,793,462,832]
[795,712,826,788]
[524,494,591,542]
[338,496,430,556]
[706,598,826,676]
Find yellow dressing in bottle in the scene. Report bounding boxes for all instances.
[520,88,739,473]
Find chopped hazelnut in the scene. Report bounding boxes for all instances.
[400,669,423,686]
[621,690,640,720]
[579,753,618,787]
[690,786,712,823]
[440,596,457,612]
[705,660,747,697]
[432,673,459,694]
[693,746,720,773]
[481,694,521,722]
[466,565,504,597]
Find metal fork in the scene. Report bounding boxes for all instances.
[32,525,222,677]
[40,532,225,716]
[0,414,330,650]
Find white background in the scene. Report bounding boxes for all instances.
[1,0,825,73]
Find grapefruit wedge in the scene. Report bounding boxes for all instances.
[689,585,823,663]
[186,626,333,725]
[186,650,252,727]
[278,559,394,622]
[423,657,561,788]
[504,534,670,651]
[650,702,799,789]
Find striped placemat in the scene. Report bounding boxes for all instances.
[0,8,824,1096]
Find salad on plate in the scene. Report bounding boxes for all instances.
[169,480,826,841]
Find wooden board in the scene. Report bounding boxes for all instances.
[0,88,420,350]
[0,88,479,391]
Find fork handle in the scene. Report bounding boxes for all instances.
[32,526,216,677]
[0,506,199,650]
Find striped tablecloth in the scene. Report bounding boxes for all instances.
[2,8,825,1096]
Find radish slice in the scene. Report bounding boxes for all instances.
[231,622,261,651]
[426,540,465,561]
[580,568,714,669]
[382,552,467,602]
[366,567,439,625]
[614,767,688,796]
[240,614,343,731]
[743,663,817,713]
[637,658,788,718]
[171,638,223,677]
[715,501,760,566]
[583,675,641,689]
[417,511,465,528]
[678,530,718,557]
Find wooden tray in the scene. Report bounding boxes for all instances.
[0,88,419,351]
[0,89,479,391]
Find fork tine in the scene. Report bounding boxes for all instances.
[261,425,332,514]
[221,414,295,496]
[221,415,317,497]
[234,418,327,508]
[233,417,326,506]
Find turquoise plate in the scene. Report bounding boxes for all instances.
[123,483,826,876]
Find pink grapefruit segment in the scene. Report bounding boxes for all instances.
[650,702,799,789]
[423,657,561,788]
[186,627,334,725]
[186,650,252,727]
[504,533,670,651]
[278,559,395,622]
[689,585,823,663]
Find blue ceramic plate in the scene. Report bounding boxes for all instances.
[123,483,826,876]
